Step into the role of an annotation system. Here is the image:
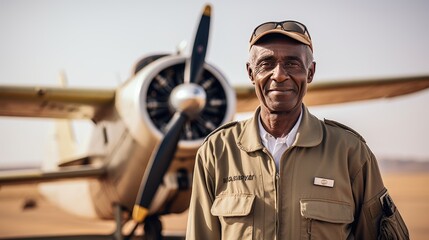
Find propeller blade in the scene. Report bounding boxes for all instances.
[184,4,211,84]
[133,112,187,223]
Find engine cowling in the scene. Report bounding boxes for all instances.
[117,55,236,157]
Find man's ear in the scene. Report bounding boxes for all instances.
[307,61,316,84]
[246,62,255,85]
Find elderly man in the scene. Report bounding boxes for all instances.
[186,20,409,239]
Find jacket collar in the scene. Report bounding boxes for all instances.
[237,105,323,153]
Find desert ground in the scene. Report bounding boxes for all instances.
[381,172,429,239]
[0,171,427,239]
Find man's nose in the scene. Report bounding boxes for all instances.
[271,63,288,82]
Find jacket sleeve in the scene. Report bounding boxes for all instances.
[186,145,221,240]
[351,148,410,239]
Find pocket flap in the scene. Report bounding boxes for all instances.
[211,194,255,217]
[300,199,354,223]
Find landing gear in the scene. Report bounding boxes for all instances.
[111,204,163,240]
[143,215,163,240]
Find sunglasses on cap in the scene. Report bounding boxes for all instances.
[249,20,312,49]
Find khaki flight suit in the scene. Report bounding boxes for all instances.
[186,106,409,240]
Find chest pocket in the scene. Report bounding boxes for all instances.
[300,199,354,240]
[211,193,255,239]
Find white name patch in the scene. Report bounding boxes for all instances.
[314,177,335,188]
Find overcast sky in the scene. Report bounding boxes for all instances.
[1,0,429,168]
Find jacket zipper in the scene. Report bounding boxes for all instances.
[263,148,278,240]
[307,219,312,240]
[275,172,280,239]
[278,146,295,239]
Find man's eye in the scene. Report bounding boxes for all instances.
[259,61,274,68]
[285,62,299,67]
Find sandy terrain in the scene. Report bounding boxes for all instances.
[382,173,429,240]
[0,172,427,239]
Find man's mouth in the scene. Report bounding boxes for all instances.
[268,88,295,93]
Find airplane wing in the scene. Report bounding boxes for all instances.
[0,85,114,183]
[3,75,429,120]
[235,75,429,112]
[0,85,115,122]
[0,165,106,185]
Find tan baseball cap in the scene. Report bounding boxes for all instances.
[249,21,313,51]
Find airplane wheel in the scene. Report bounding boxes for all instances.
[143,215,163,240]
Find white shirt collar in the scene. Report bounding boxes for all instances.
[258,109,303,149]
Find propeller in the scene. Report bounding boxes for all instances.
[184,4,211,84]
[132,4,211,224]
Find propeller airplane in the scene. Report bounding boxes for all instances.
[1,3,429,240]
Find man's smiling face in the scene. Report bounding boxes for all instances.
[247,36,315,114]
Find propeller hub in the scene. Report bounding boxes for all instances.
[170,83,206,118]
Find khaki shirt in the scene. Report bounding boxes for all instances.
[186,106,409,240]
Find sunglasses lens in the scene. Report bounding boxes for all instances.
[254,22,277,37]
[281,22,306,35]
